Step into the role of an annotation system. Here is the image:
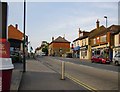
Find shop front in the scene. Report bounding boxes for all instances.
[73,46,80,58]
[80,45,91,59]
[91,44,113,61]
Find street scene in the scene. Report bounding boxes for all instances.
[0,1,120,92]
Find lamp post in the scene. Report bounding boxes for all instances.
[23,0,26,72]
[104,16,108,59]
[104,16,107,28]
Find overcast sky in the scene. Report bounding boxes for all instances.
[3,1,119,51]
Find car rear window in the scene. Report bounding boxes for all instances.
[115,54,120,57]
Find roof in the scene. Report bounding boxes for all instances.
[89,25,108,39]
[50,36,70,45]
[73,25,120,42]
[8,25,23,41]
[73,32,90,42]
[107,25,120,34]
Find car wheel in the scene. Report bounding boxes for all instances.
[91,60,94,63]
[100,60,102,64]
[115,61,119,66]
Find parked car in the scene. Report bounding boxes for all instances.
[113,54,120,66]
[91,55,111,64]
[10,51,23,63]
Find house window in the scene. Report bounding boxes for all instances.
[97,37,100,43]
[100,35,106,43]
[77,41,79,46]
[80,33,83,37]
[93,38,96,44]
[85,39,86,45]
[82,40,83,46]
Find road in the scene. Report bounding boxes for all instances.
[53,56,119,72]
[36,56,119,91]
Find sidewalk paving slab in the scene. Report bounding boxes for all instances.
[10,63,23,92]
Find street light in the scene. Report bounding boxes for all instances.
[23,0,26,72]
[104,16,107,28]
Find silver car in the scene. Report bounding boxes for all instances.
[113,54,120,66]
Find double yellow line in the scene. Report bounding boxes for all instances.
[65,73,98,92]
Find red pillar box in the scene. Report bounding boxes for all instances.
[0,41,14,92]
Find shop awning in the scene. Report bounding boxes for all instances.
[73,46,80,51]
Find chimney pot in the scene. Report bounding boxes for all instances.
[96,19,99,28]
[78,28,82,37]
[15,24,18,29]
[52,37,54,41]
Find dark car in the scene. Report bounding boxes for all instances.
[10,51,23,63]
[66,52,73,58]
[91,55,111,64]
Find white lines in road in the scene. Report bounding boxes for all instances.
[65,73,97,92]
[42,57,98,91]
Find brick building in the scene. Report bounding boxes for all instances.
[108,25,120,57]
[48,36,70,57]
[8,24,28,56]
[89,20,112,60]
[8,24,23,52]
[72,20,120,61]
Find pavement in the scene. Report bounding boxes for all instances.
[10,58,89,91]
[10,62,23,92]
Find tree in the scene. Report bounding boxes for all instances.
[42,46,48,55]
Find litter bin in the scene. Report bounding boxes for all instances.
[0,58,14,92]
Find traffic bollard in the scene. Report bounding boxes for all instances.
[61,61,65,80]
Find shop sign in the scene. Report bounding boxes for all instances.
[0,41,10,58]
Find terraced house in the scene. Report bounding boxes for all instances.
[73,28,90,59]
[108,25,120,57]
[73,20,120,61]
[89,20,112,60]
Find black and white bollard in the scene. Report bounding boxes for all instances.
[61,61,65,80]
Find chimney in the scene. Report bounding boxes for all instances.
[96,19,99,29]
[15,24,18,29]
[78,28,82,37]
[63,34,65,39]
[52,37,54,41]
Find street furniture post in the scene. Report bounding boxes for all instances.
[61,61,65,80]
[23,0,26,72]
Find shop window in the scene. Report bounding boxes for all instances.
[92,49,100,56]
[81,50,87,57]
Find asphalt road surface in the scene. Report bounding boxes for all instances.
[36,56,119,91]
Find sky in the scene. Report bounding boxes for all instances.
[2,1,119,52]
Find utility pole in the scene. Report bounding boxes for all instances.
[23,0,26,72]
